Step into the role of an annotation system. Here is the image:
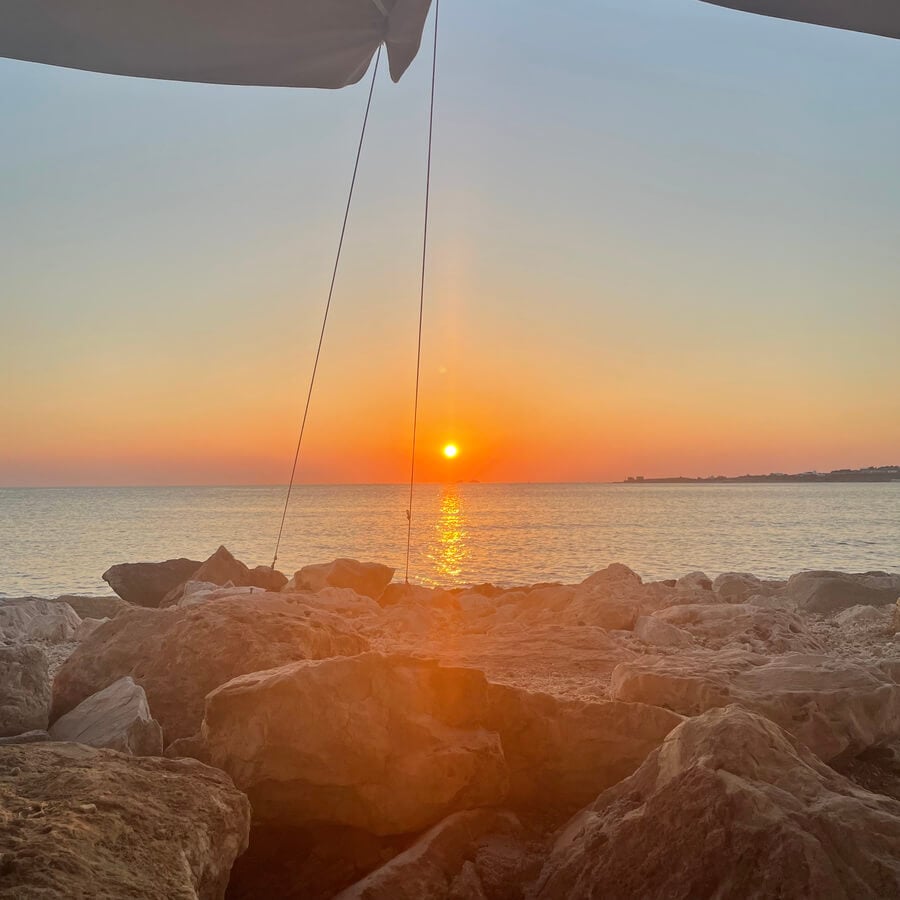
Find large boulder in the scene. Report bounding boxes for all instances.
[51,593,368,743]
[611,651,900,762]
[532,706,900,899]
[485,684,682,815]
[101,557,201,607]
[199,653,509,835]
[712,572,786,603]
[160,546,253,607]
[787,570,900,614]
[0,597,81,644]
[335,809,534,900]
[0,644,50,737]
[0,742,249,899]
[650,603,823,653]
[49,676,163,756]
[288,558,395,600]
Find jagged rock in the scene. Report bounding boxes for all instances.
[0,730,50,745]
[787,570,900,614]
[288,558,395,600]
[51,594,368,743]
[486,684,682,815]
[200,653,509,835]
[102,557,201,607]
[611,651,900,762]
[531,706,900,899]
[335,810,528,900]
[53,594,130,619]
[49,676,163,756]
[835,604,891,627]
[160,546,252,606]
[675,571,712,591]
[0,598,81,644]
[0,644,50,737]
[74,616,109,641]
[0,742,249,899]
[650,603,823,653]
[633,615,694,648]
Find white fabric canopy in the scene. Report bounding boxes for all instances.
[0,0,433,88]
[701,1,900,40]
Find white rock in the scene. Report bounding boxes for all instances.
[634,616,694,648]
[49,676,163,756]
[75,617,110,642]
[835,605,890,627]
[0,598,81,644]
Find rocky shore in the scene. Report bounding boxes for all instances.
[2,548,900,898]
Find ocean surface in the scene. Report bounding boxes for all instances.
[1,483,898,598]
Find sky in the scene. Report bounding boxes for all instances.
[2,0,899,486]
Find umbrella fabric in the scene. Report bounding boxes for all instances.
[0,0,432,88]
[701,1,900,40]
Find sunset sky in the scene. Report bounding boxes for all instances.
[2,0,899,486]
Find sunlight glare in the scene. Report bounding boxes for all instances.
[442,443,459,459]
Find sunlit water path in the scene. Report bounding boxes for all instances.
[1,483,898,597]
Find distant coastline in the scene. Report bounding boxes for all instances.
[624,466,900,485]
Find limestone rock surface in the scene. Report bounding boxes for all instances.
[486,683,682,815]
[201,653,509,835]
[288,558,395,600]
[650,603,823,653]
[51,593,368,743]
[0,598,80,644]
[74,616,109,641]
[101,557,201,607]
[611,651,900,761]
[49,676,163,756]
[0,644,50,737]
[712,572,786,603]
[531,706,900,900]
[788,570,900,613]
[633,615,694,648]
[335,809,531,900]
[53,594,130,620]
[0,741,249,899]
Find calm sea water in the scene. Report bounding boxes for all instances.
[0,483,897,598]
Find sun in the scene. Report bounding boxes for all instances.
[442,443,459,459]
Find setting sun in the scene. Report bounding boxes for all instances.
[442,443,459,459]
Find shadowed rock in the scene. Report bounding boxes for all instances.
[611,651,900,762]
[51,594,368,743]
[49,676,163,756]
[486,684,683,816]
[53,595,131,619]
[531,706,900,899]
[0,742,249,899]
[335,809,535,900]
[787,570,900,614]
[0,644,50,737]
[102,557,201,607]
[200,653,509,835]
[287,558,395,600]
[634,615,694,648]
[712,572,786,603]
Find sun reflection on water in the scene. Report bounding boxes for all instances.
[427,486,468,582]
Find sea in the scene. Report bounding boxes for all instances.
[1,483,898,598]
